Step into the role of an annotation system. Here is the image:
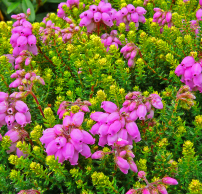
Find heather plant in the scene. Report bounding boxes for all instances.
[0,0,202,194]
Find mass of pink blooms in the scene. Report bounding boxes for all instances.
[40,111,95,164]
[175,56,202,92]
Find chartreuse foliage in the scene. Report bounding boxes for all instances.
[0,0,202,193]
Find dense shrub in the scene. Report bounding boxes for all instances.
[0,0,202,193]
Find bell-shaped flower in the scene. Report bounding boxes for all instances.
[127,4,136,13]
[162,177,178,185]
[108,120,121,136]
[0,92,8,102]
[0,101,8,113]
[62,142,74,159]
[91,151,104,159]
[98,135,108,147]
[80,143,91,158]
[196,9,202,21]
[70,139,83,152]
[107,133,118,145]
[81,130,95,144]
[184,67,193,81]
[166,12,172,22]
[136,7,147,15]
[5,130,20,142]
[90,112,103,121]
[46,140,58,155]
[40,130,56,145]
[98,113,109,123]
[142,188,150,194]
[79,17,92,27]
[28,44,38,55]
[191,63,201,77]
[181,56,195,68]
[15,100,29,113]
[126,189,136,194]
[116,139,129,147]
[17,36,28,47]
[126,122,139,137]
[16,147,28,158]
[117,128,128,140]
[70,129,83,143]
[175,64,184,76]
[55,149,65,163]
[193,74,202,87]
[69,150,79,165]
[89,123,100,135]
[157,185,168,194]
[137,104,147,120]
[147,109,154,119]
[151,98,163,109]
[55,137,67,149]
[94,12,102,22]
[89,5,97,12]
[15,112,27,127]
[116,156,130,170]
[5,115,15,126]
[72,112,84,127]
[98,124,109,136]
[101,101,118,113]
[63,115,72,127]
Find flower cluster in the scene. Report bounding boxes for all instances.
[189,20,200,35]
[153,8,172,33]
[10,9,37,66]
[101,30,121,51]
[175,56,202,92]
[79,1,115,33]
[57,0,80,19]
[60,23,80,43]
[57,98,91,119]
[126,171,178,193]
[121,91,163,121]
[9,69,45,93]
[92,138,137,174]
[39,19,61,45]
[40,112,95,164]
[0,92,31,128]
[90,100,141,147]
[5,124,29,158]
[176,85,196,109]
[115,5,146,31]
[120,43,139,67]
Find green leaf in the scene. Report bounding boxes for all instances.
[7,1,20,14]
[22,0,35,22]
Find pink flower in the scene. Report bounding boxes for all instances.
[72,112,84,127]
[70,129,83,143]
[15,100,29,113]
[137,104,147,120]
[162,177,178,185]
[142,188,151,194]
[126,189,136,194]
[62,142,74,160]
[116,156,130,171]
[101,101,118,113]
[196,9,202,21]
[157,185,168,194]
[138,171,146,178]
[15,112,27,127]
[91,151,104,159]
